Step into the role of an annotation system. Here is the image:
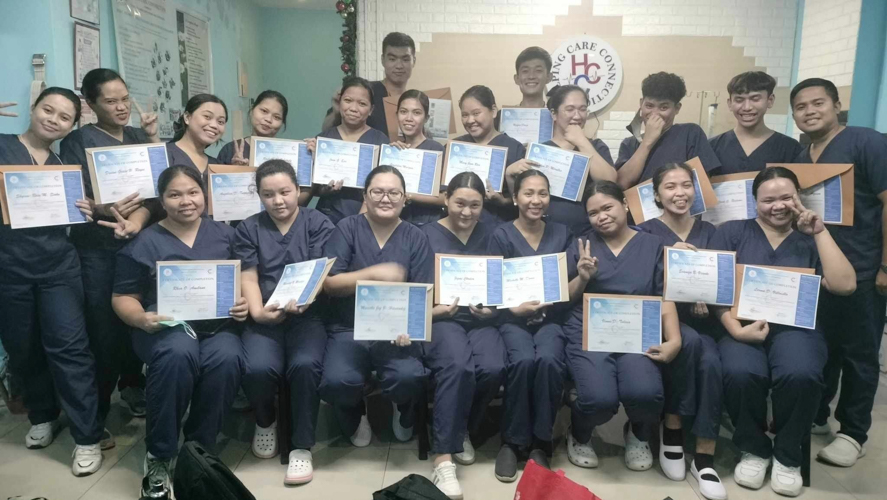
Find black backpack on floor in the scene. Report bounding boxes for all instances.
[373,474,450,500]
[173,441,255,500]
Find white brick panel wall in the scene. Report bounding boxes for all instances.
[797,0,861,87]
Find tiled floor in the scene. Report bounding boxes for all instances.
[2,372,887,500]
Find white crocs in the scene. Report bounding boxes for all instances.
[567,429,598,468]
[285,449,313,485]
[252,421,278,459]
[623,422,653,471]
[817,433,865,467]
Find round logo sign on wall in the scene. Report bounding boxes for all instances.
[548,36,624,113]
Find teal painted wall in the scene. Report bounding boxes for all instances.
[258,7,344,141]
[847,0,887,129]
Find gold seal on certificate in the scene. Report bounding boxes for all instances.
[86,143,170,204]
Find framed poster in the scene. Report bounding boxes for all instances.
[74,22,101,91]
[70,0,99,25]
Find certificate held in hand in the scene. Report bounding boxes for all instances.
[86,143,170,204]
[207,165,263,222]
[663,247,736,306]
[702,173,758,226]
[434,254,504,306]
[250,137,313,187]
[525,142,590,202]
[353,281,433,342]
[625,157,718,223]
[499,108,553,145]
[157,260,241,322]
[311,137,380,189]
[378,145,442,196]
[266,257,336,309]
[0,166,87,229]
[443,141,508,192]
[583,294,663,354]
[500,252,569,308]
[733,265,821,329]
[769,163,854,226]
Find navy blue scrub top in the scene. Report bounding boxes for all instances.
[217,139,251,165]
[233,207,334,305]
[0,134,80,282]
[400,138,446,226]
[638,217,716,249]
[60,124,152,251]
[314,127,389,226]
[541,138,613,236]
[166,141,217,184]
[709,219,820,271]
[795,127,887,281]
[367,81,391,137]
[423,220,495,325]
[708,130,803,175]
[453,132,526,225]
[323,214,434,330]
[114,217,235,309]
[616,123,722,183]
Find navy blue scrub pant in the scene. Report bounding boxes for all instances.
[132,322,244,459]
[241,316,327,450]
[719,327,826,467]
[319,327,428,438]
[816,281,886,445]
[0,273,102,445]
[499,321,566,448]
[426,321,506,454]
[80,248,145,424]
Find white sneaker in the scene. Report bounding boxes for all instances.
[623,423,653,471]
[567,430,598,468]
[659,423,686,480]
[454,435,475,465]
[811,422,831,435]
[252,421,278,459]
[392,402,413,442]
[690,459,727,500]
[733,452,769,490]
[817,433,866,467]
[431,460,463,500]
[72,444,103,476]
[100,428,116,451]
[770,457,802,497]
[285,449,313,485]
[25,421,58,449]
[350,415,372,447]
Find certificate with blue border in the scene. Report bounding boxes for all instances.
[353,281,433,342]
[663,247,736,306]
[702,173,757,226]
[0,166,87,229]
[250,137,313,187]
[266,257,335,309]
[499,252,569,308]
[443,141,508,192]
[86,143,169,204]
[312,137,380,189]
[735,265,821,329]
[379,145,442,196]
[583,294,662,354]
[625,157,718,223]
[156,260,241,321]
[525,142,590,202]
[207,166,264,222]
[434,254,504,306]
[500,108,553,145]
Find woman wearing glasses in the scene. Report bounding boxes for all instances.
[320,166,432,450]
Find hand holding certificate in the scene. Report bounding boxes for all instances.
[311,137,379,189]
[157,260,242,322]
[353,281,433,342]
[207,166,263,222]
[499,108,553,145]
[583,294,663,354]
[626,158,718,223]
[379,145,442,196]
[734,265,821,329]
[663,247,736,306]
[435,255,503,306]
[86,144,170,204]
[250,137,313,186]
[266,258,335,310]
[500,253,569,308]
[0,167,88,229]
[443,141,508,192]
[525,142,590,201]
[702,173,757,226]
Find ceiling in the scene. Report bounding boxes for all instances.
[251,0,333,9]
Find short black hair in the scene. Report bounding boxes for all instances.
[341,76,375,104]
[382,32,416,55]
[790,78,840,106]
[651,163,694,209]
[256,159,298,190]
[546,85,588,112]
[515,46,552,73]
[641,72,687,104]
[364,165,406,193]
[158,164,205,198]
[727,71,776,97]
[582,180,625,207]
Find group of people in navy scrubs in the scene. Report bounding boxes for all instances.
[1,30,885,500]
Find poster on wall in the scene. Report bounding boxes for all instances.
[113,0,182,138]
[70,0,100,25]
[548,36,624,114]
[74,22,101,90]
[176,9,213,102]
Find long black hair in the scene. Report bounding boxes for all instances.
[172,93,228,142]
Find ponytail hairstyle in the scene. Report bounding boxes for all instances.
[33,87,82,124]
[172,93,228,142]
[81,68,126,103]
[752,166,800,199]
[252,90,289,131]
[445,171,485,200]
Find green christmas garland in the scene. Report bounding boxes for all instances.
[336,0,357,76]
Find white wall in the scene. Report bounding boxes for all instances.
[797,0,861,86]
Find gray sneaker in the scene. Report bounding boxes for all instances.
[141,454,172,499]
[121,386,147,417]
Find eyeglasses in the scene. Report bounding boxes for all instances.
[367,189,404,202]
